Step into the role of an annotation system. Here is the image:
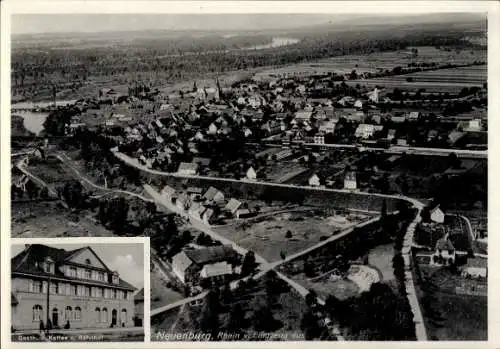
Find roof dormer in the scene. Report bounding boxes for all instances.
[43,256,55,274]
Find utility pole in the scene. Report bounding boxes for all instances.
[46,275,50,335]
[52,85,57,109]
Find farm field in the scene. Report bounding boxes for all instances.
[265,161,310,183]
[24,156,75,188]
[344,79,482,93]
[214,210,371,262]
[11,201,114,237]
[346,65,486,93]
[254,46,486,79]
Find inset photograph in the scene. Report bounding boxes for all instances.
[10,240,146,342]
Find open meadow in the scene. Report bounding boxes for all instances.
[254,46,485,79]
[214,210,371,262]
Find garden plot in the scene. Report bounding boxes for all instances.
[214,210,370,262]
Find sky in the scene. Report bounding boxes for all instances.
[11,12,485,36]
[12,14,343,35]
[11,243,145,289]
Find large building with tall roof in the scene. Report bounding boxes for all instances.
[11,244,137,331]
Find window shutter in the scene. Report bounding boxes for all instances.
[29,280,33,292]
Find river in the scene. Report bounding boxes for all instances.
[12,99,77,135]
[13,111,50,135]
[11,99,78,110]
[243,37,300,50]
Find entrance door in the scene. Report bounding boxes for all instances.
[111,309,117,326]
[52,308,58,328]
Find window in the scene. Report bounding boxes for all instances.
[85,258,92,265]
[68,267,77,278]
[124,291,129,300]
[31,280,42,293]
[33,305,43,322]
[95,308,101,322]
[65,306,72,321]
[98,272,105,282]
[84,286,91,297]
[75,307,82,321]
[112,289,117,299]
[58,282,65,295]
[85,269,91,279]
[102,308,108,323]
[71,285,77,296]
[96,287,103,298]
[65,283,71,295]
[50,282,58,295]
[121,309,127,325]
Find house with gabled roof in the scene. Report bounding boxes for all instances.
[171,245,239,286]
[161,185,176,202]
[203,187,225,204]
[309,174,321,187]
[224,198,243,219]
[177,162,198,176]
[11,244,137,330]
[430,204,445,224]
[201,208,215,225]
[246,167,257,181]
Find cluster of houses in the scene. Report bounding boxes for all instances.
[414,205,487,280]
[171,244,241,290]
[161,184,247,225]
[62,71,486,177]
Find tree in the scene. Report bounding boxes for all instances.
[226,303,245,333]
[300,310,321,340]
[199,289,221,337]
[61,180,86,208]
[280,250,286,260]
[305,290,318,307]
[216,282,231,305]
[108,197,129,232]
[240,251,257,277]
[252,304,280,332]
[304,259,315,278]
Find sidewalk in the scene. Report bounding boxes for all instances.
[13,327,144,336]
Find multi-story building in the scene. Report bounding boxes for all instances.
[11,244,137,331]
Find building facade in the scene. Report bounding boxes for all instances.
[11,244,137,331]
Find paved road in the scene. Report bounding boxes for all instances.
[65,150,427,340]
[16,160,59,198]
[458,214,476,242]
[114,151,423,207]
[268,216,380,270]
[57,152,153,202]
[289,142,486,159]
[401,207,428,341]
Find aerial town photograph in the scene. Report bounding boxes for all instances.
[10,241,145,341]
[9,9,487,342]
